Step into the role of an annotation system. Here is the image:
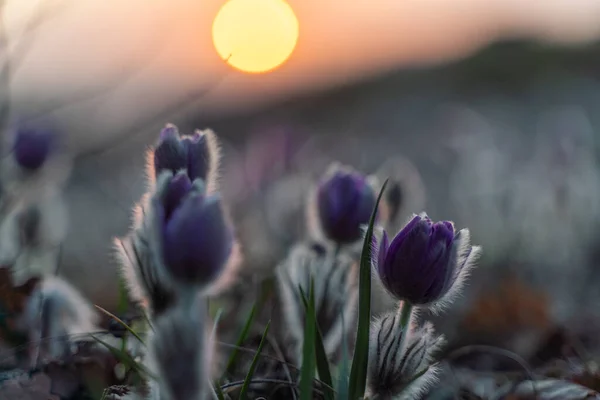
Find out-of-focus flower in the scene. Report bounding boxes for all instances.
[375,213,480,309]
[19,276,99,366]
[147,294,211,400]
[312,163,376,245]
[159,173,233,286]
[151,124,220,192]
[276,241,358,363]
[118,128,232,316]
[367,308,444,399]
[13,126,55,171]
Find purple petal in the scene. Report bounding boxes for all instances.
[317,170,375,243]
[163,194,232,285]
[184,132,211,182]
[163,174,193,220]
[377,230,389,276]
[154,126,187,177]
[13,127,55,171]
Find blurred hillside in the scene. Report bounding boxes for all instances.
[64,40,600,319]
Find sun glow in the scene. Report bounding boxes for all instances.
[212,0,299,74]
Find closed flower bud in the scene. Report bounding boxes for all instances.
[375,213,480,309]
[13,126,55,171]
[315,164,376,244]
[183,130,216,183]
[161,179,233,286]
[151,126,221,193]
[367,309,444,399]
[153,124,188,177]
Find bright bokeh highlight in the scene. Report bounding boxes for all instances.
[212,0,299,74]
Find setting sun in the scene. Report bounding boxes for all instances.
[212,0,299,74]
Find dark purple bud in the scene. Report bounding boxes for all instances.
[153,125,188,177]
[183,131,211,182]
[376,214,460,305]
[162,173,193,220]
[13,126,54,171]
[162,192,232,286]
[317,169,376,244]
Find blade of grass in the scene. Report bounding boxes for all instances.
[299,279,317,400]
[213,383,226,400]
[336,310,350,400]
[238,320,271,400]
[348,179,388,400]
[94,305,145,345]
[116,276,129,315]
[90,334,156,380]
[224,303,257,377]
[298,286,334,400]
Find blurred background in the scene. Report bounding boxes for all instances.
[3,0,600,367]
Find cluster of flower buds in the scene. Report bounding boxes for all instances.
[115,123,238,400]
[276,155,480,399]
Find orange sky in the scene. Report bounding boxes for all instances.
[4,0,600,151]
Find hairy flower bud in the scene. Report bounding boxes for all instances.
[183,130,212,183]
[276,242,358,363]
[367,308,444,399]
[153,124,188,177]
[315,164,376,244]
[151,125,221,193]
[161,175,233,287]
[375,213,480,309]
[13,126,55,171]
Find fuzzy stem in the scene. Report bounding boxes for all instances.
[395,301,413,361]
[399,301,412,329]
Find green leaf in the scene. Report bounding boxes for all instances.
[336,310,350,400]
[348,179,389,400]
[298,286,334,400]
[94,305,146,345]
[224,303,257,377]
[299,279,317,400]
[213,382,226,400]
[238,320,270,400]
[116,275,129,315]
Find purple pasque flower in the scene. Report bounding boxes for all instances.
[316,165,376,244]
[183,130,212,183]
[13,125,55,171]
[153,125,217,185]
[153,124,188,177]
[375,213,480,307]
[158,172,233,286]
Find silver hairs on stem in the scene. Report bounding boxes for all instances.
[366,307,445,400]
